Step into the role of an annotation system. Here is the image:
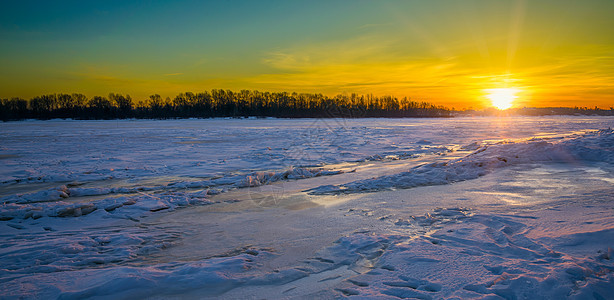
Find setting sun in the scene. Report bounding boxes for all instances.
[486,88,518,110]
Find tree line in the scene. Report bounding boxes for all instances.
[0,90,452,121]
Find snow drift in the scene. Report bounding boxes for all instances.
[308,129,614,195]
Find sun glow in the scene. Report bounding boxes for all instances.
[486,88,518,110]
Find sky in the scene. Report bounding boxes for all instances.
[1,0,613,109]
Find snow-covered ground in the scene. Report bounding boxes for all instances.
[1,116,613,299]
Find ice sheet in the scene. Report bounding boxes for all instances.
[1,116,613,299]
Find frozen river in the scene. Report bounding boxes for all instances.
[1,116,614,299]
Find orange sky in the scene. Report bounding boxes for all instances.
[1,1,613,109]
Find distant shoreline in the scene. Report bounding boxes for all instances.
[2,90,613,121]
[2,113,614,123]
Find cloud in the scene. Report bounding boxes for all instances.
[358,22,393,29]
[249,30,614,108]
[261,34,400,71]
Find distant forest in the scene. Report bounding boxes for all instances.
[1,90,613,121]
[0,90,451,121]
